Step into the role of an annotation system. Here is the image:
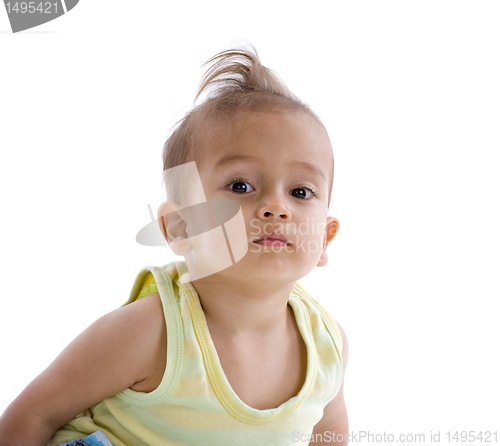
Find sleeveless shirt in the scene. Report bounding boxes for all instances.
[49,262,343,446]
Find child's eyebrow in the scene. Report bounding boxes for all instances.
[215,155,326,181]
[293,161,327,181]
[214,154,255,169]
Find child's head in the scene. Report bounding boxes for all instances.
[163,47,334,204]
[159,46,339,283]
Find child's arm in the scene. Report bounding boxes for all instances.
[0,293,166,446]
[310,323,349,445]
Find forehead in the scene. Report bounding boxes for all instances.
[197,109,333,173]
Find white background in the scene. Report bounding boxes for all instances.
[1,0,499,443]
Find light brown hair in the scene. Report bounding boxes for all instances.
[162,45,333,202]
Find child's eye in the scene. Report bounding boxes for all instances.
[226,179,255,194]
[290,187,317,199]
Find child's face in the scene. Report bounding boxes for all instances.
[188,108,338,284]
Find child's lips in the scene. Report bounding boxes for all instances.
[252,233,290,246]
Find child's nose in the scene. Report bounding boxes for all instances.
[257,201,291,221]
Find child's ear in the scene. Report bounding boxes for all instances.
[317,217,340,267]
[157,202,192,256]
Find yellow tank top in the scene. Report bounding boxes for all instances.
[49,262,343,446]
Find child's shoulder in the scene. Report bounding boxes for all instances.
[81,292,167,391]
[118,292,167,392]
[292,282,346,355]
[62,291,167,397]
[2,293,168,436]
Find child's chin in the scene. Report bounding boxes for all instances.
[238,255,309,282]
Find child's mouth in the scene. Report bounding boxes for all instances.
[252,233,290,246]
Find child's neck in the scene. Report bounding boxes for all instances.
[191,275,295,338]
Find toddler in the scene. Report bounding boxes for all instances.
[0,46,348,446]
